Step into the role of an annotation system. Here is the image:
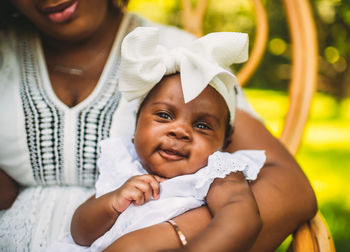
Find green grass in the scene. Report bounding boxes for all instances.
[244,89,350,252]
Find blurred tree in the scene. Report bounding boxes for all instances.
[128,0,350,98]
[315,0,350,99]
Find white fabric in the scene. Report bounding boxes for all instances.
[0,186,94,251]
[49,137,265,251]
[119,27,249,125]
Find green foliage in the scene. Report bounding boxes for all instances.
[315,0,350,98]
[245,89,350,252]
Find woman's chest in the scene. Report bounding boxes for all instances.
[0,70,125,186]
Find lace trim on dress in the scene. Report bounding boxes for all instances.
[194,150,266,199]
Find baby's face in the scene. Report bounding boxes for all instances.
[134,74,229,178]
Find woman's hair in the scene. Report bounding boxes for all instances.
[0,2,18,25]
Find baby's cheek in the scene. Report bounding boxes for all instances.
[190,153,210,172]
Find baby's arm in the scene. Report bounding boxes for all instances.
[71,174,164,246]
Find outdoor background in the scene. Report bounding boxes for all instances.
[127,0,350,251]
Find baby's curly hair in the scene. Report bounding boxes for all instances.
[0,0,130,26]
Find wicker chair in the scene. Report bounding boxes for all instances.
[181,0,335,251]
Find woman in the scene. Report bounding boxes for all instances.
[0,0,317,251]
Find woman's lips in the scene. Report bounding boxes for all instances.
[43,0,79,23]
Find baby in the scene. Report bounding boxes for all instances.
[51,27,266,252]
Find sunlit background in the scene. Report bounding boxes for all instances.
[128,0,350,251]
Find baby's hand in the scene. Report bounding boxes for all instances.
[112,175,166,213]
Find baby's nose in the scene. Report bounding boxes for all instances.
[168,124,192,141]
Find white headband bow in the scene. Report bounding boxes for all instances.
[119,27,248,125]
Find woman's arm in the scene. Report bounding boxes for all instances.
[225,110,318,251]
[181,172,262,252]
[105,206,212,252]
[0,169,19,209]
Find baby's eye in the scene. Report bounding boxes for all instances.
[156,112,172,120]
[195,122,211,130]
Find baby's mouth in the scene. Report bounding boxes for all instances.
[158,148,188,161]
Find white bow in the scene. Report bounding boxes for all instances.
[119,27,248,124]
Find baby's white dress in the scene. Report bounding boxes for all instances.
[50,137,266,251]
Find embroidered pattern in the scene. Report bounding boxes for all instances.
[17,15,141,186]
[19,32,64,185]
[76,60,121,186]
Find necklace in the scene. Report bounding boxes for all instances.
[51,65,85,75]
[48,51,108,76]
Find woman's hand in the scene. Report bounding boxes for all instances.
[0,169,19,210]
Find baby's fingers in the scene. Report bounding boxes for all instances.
[147,175,165,199]
[153,175,167,183]
[128,175,160,201]
[136,175,163,200]
[127,187,146,206]
[132,179,154,203]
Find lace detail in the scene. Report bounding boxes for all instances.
[194,150,266,199]
[0,187,94,251]
[0,187,41,251]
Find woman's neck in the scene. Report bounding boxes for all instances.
[41,8,124,107]
[42,8,123,71]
